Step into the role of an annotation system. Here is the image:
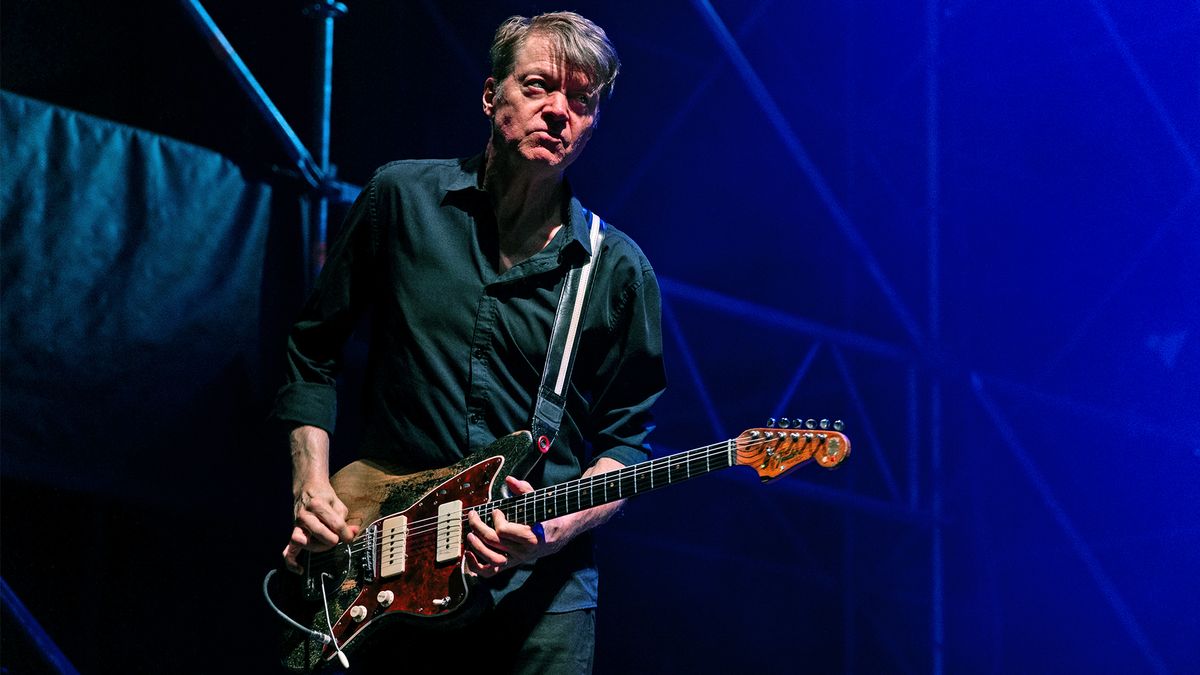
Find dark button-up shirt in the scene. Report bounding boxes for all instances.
[271,155,666,610]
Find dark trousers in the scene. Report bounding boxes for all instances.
[344,606,596,675]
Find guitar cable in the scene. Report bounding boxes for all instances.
[262,569,351,669]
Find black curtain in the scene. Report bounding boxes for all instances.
[2,91,301,673]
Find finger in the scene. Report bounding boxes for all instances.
[306,499,350,536]
[464,551,500,579]
[467,509,504,548]
[289,525,310,548]
[464,551,481,576]
[492,509,538,547]
[295,512,340,548]
[464,551,491,575]
[282,542,304,574]
[504,475,535,495]
[466,532,508,566]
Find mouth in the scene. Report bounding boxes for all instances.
[532,130,567,147]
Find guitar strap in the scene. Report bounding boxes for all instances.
[515,210,607,481]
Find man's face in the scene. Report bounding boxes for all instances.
[483,34,599,173]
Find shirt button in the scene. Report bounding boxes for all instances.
[469,413,483,424]
[473,348,486,359]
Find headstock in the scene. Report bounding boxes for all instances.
[734,417,850,482]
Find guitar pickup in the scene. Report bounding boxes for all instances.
[379,514,408,578]
[435,500,464,564]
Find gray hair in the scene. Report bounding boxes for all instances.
[489,11,621,102]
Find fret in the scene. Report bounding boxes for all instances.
[484,437,753,526]
[619,468,632,498]
[642,464,651,492]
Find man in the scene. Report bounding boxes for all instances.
[272,11,665,673]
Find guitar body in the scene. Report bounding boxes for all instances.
[277,430,534,672]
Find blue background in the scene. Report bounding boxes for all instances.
[2,0,1197,672]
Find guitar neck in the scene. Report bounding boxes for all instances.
[480,440,738,526]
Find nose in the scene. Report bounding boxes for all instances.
[542,91,569,121]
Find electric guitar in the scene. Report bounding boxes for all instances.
[267,418,850,672]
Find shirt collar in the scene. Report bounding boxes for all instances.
[444,154,594,263]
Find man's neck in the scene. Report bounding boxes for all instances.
[482,142,568,272]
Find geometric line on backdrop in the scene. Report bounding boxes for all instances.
[926,0,942,357]
[970,373,1169,675]
[1037,183,1200,385]
[983,372,1199,448]
[906,366,920,509]
[690,0,927,349]
[609,0,775,214]
[753,485,835,575]
[830,344,903,502]
[0,577,80,675]
[772,341,822,420]
[609,68,716,215]
[660,277,910,361]
[662,296,727,441]
[1088,0,1200,179]
[690,454,929,523]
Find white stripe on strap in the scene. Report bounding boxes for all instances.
[552,212,603,395]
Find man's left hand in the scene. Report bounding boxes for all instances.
[464,475,543,577]
[464,457,625,577]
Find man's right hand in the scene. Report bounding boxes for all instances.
[283,479,357,573]
[283,425,358,573]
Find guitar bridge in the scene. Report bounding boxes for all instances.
[360,524,378,578]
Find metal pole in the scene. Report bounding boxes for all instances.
[304,0,347,284]
[180,0,321,189]
[926,0,944,672]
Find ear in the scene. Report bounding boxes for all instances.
[482,77,497,117]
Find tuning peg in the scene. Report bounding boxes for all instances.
[805,418,816,429]
[778,418,790,428]
[833,419,844,431]
[819,419,829,429]
[766,417,776,428]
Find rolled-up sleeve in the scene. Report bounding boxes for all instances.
[270,177,378,434]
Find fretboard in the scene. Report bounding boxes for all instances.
[478,439,738,526]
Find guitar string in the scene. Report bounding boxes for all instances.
[308,433,835,569]
[304,433,834,569]
[346,438,740,553]
[302,435,835,575]
[392,432,830,541]
[379,432,830,559]
[303,438,742,570]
